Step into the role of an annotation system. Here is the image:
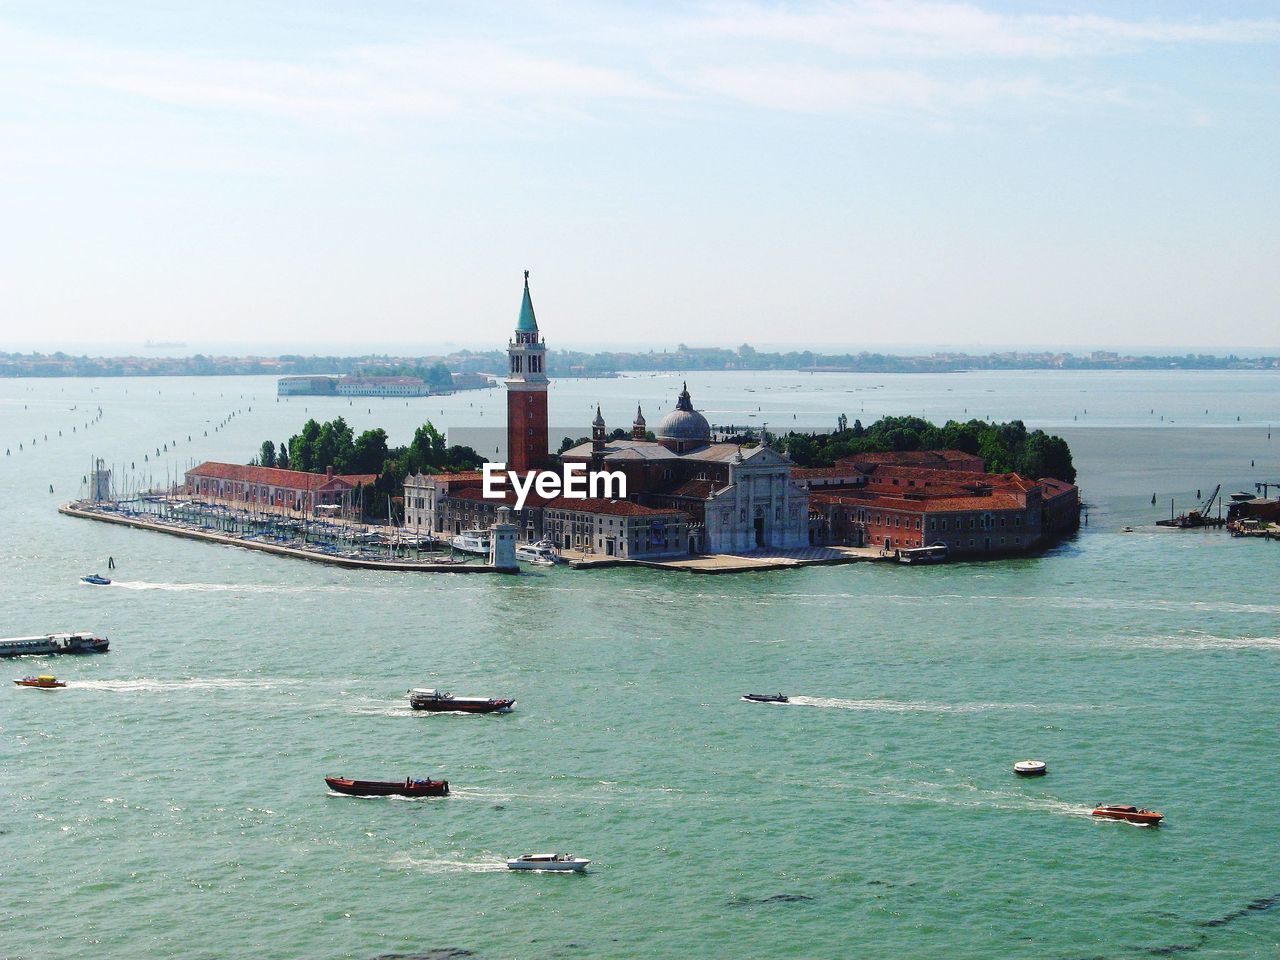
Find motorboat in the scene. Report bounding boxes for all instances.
[1121,526,1134,533]
[13,675,66,689]
[0,632,109,657]
[1013,760,1047,776]
[515,541,560,564]
[506,853,589,872]
[324,776,449,797]
[81,574,112,585]
[896,544,948,565]
[408,688,515,714]
[1091,804,1163,826]
[450,530,491,555]
[742,693,789,704]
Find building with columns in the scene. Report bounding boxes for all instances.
[559,382,812,553]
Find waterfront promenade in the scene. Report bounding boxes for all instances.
[564,543,888,573]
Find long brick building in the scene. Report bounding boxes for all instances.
[797,451,1080,555]
[185,462,377,518]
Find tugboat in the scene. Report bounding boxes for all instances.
[80,574,112,585]
[506,853,590,872]
[13,675,67,689]
[324,776,449,797]
[407,688,515,714]
[742,693,789,704]
[1091,804,1163,826]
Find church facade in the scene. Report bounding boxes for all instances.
[558,384,811,553]
[403,274,812,557]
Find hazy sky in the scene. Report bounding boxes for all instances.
[1,1,1277,352]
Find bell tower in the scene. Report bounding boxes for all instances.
[506,271,549,474]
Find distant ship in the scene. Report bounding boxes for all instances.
[0,632,109,657]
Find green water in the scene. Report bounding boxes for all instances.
[2,372,1278,959]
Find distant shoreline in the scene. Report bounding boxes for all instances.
[3,347,1278,379]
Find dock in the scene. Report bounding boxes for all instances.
[58,502,515,574]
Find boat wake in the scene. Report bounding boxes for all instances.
[854,778,1094,819]
[72,677,306,693]
[788,696,1038,714]
[344,703,416,717]
[107,580,346,595]
[1131,633,1280,652]
[388,853,506,873]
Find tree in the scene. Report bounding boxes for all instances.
[352,428,389,475]
[837,413,848,433]
[259,440,276,468]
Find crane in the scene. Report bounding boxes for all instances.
[1257,481,1280,499]
[1198,483,1221,517]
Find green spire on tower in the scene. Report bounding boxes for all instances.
[517,269,538,333]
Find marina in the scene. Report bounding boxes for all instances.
[58,501,515,574]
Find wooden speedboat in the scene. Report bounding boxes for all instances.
[1013,760,1047,776]
[1091,804,1163,826]
[743,693,788,704]
[506,853,589,872]
[13,675,66,688]
[324,776,449,797]
[81,574,112,585]
[408,688,515,714]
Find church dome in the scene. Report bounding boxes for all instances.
[655,383,710,444]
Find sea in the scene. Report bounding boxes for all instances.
[1,369,1278,960]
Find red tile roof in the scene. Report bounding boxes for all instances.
[791,466,867,479]
[840,450,985,469]
[446,485,682,517]
[543,496,684,517]
[810,490,1026,514]
[187,462,375,490]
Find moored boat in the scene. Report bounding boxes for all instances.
[13,675,66,688]
[515,541,560,564]
[0,632,109,657]
[408,688,515,714]
[896,544,948,564]
[324,776,449,797]
[1091,804,1163,826]
[742,693,789,704]
[450,530,491,555]
[506,853,589,872]
[81,574,112,585]
[1013,760,1047,776]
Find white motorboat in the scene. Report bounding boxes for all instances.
[506,853,589,872]
[515,541,560,564]
[450,530,491,555]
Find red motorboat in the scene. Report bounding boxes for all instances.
[1091,804,1163,826]
[324,776,449,797]
[13,675,67,689]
